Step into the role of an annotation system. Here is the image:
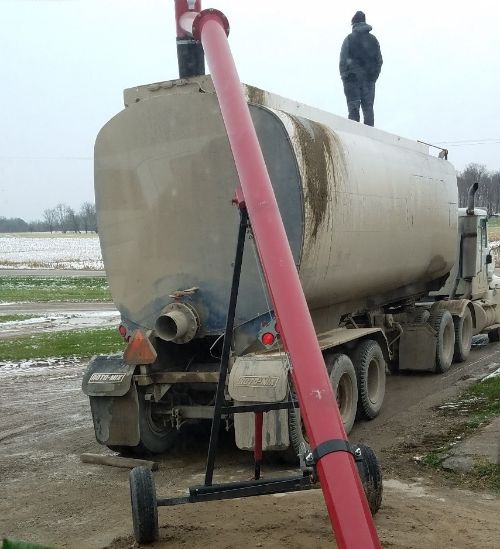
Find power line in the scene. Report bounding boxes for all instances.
[0,156,92,161]
[434,138,500,146]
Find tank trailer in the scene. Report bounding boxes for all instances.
[82,76,500,458]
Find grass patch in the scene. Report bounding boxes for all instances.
[0,327,124,360]
[472,461,500,491]
[488,217,500,228]
[0,314,38,323]
[461,376,500,427]
[421,451,445,468]
[0,276,111,302]
[489,227,500,241]
[414,376,500,490]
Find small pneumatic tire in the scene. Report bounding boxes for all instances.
[355,443,383,515]
[129,466,159,544]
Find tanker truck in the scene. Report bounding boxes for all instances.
[82,75,500,458]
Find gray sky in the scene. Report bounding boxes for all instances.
[1,0,499,220]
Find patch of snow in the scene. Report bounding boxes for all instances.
[0,356,85,378]
[0,311,120,339]
[0,234,103,270]
[481,366,500,381]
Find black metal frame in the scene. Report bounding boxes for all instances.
[155,206,313,507]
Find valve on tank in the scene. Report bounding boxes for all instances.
[155,302,199,343]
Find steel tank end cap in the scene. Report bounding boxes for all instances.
[155,301,200,344]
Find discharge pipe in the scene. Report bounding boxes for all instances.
[155,302,199,343]
[175,4,380,548]
[175,0,205,77]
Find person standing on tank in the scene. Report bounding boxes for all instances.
[339,11,383,126]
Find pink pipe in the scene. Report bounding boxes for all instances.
[179,8,381,549]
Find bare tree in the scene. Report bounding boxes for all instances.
[79,202,97,233]
[457,164,500,215]
[66,206,80,233]
[53,203,67,232]
[43,208,58,233]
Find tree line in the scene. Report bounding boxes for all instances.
[457,164,500,214]
[0,202,97,233]
[1,162,499,233]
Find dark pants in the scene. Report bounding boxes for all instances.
[342,77,376,126]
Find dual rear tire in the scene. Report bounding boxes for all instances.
[429,308,473,372]
[453,308,473,363]
[328,340,386,427]
[287,340,386,460]
[429,310,455,373]
[351,340,386,420]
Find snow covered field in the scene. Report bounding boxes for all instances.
[0,233,103,270]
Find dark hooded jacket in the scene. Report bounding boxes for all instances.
[339,22,383,81]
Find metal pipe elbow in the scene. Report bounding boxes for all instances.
[155,302,199,343]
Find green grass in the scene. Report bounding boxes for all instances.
[0,276,111,302]
[488,217,500,228]
[463,376,500,427]
[2,539,54,549]
[418,376,500,490]
[422,451,445,467]
[0,327,124,361]
[472,461,500,491]
[0,314,38,323]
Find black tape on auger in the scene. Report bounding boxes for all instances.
[311,439,362,464]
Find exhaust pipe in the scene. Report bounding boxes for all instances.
[155,302,199,344]
[466,182,479,215]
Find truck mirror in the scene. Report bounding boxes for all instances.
[486,254,493,265]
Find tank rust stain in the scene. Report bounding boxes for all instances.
[288,115,344,240]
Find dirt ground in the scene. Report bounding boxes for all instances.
[1,339,500,548]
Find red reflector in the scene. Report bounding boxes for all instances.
[261,332,275,346]
[123,330,157,365]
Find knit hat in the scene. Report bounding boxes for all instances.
[351,11,366,24]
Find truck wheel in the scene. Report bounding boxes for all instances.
[413,308,430,323]
[286,353,359,463]
[352,340,386,419]
[355,444,383,515]
[287,404,309,464]
[430,310,455,373]
[325,353,358,435]
[453,309,473,363]
[129,466,159,543]
[136,392,177,455]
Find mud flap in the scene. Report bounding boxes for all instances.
[82,355,140,446]
[398,324,437,371]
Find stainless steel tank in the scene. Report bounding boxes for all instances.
[94,76,457,339]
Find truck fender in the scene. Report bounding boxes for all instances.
[317,327,391,364]
[82,355,140,447]
[430,299,476,329]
